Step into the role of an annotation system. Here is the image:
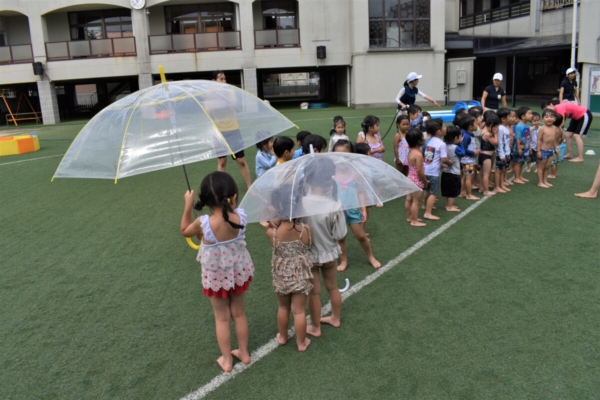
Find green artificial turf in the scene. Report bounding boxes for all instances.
[1,104,599,399]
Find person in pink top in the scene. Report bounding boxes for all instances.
[542,100,593,162]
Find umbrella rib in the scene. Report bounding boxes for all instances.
[114,85,160,183]
[289,155,309,220]
[174,84,236,158]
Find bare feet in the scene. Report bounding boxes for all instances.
[423,213,440,221]
[575,191,598,198]
[537,183,550,188]
[505,180,513,186]
[483,191,496,196]
[522,177,529,182]
[547,174,556,179]
[321,316,341,328]
[306,325,321,337]
[297,337,311,352]
[569,157,584,163]
[502,186,511,192]
[458,193,467,198]
[514,179,526,184]
[546,182,553,187]
[445,206,461,212]
[472,186,480,190]
[276,333,287,346]
[564,154,573,159]
[231,349,251,364]
[410,221,427,227]
[368,256,381,269]
[407,218,423,222]
[337,261,348,272]
[466,195,480,200]
[495,187,507,193]
[217,356,233,373]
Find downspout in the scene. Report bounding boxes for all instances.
[570,0,578,69]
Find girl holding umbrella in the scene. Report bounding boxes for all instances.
[395,72,440,112]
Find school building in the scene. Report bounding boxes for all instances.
[0,0,598,125]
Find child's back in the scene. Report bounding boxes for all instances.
[269,223,313,295]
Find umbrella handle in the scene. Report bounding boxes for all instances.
[186,237,200,251]
[339,278,350,293]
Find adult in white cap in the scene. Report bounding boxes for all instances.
[481,73,507,111]
[395,72,440,111]
[559,67,580,104]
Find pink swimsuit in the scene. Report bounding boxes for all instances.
[408,161,425,189]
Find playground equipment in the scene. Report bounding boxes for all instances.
[2,92,41,126]
[0,134,40,156]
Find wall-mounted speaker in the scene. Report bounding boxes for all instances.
[316,46,326,59]
[32,62,44,76]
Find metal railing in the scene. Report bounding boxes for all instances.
[148,32,241,54]
[254,29,300,49]
[459,1,530,29]
[0,44,34,65]
[541,0,578,11]
[45,37,136,61]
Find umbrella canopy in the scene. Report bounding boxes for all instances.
[53,80,296,181]
[239,152,421,223]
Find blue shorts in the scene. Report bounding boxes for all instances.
[344,208,362,225]
[495,156,509,171]
[425,175,440,196]
[540,148,554,161]
[513,154,525,165]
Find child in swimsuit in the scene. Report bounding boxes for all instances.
[393,115,410,176]
[479,113,500,196]
[536,108,559,189]
[405,128,427,227]
[357,115,385,161]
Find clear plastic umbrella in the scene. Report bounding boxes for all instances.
[239,152,421,223]
[52,77,296,183]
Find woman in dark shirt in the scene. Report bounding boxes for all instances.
[559,67,580,104]
[481,73,507,111]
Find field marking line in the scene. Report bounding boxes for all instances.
[181,194,492,400]
[0,154,64,166]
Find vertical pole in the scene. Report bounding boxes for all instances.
[570,0,578,69]
[512,52,517,107]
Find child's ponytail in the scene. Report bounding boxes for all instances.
[361,115,378,134]
[221,198,245,229]
[194,199,205,211]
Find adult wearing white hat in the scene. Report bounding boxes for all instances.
[481,73,507,111]
[395,72,440,111]
[559,67,580,104]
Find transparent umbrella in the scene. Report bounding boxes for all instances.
[239,152,421,223]
[52,74,296,183]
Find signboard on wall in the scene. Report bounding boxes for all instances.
[590,67,600,116]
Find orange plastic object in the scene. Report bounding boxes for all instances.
[0,134,40,156]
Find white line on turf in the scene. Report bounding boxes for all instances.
[0,154,63,166]
[181,194,492,400]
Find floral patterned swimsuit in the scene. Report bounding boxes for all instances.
[197,209,254,298]
[271,224,313,296]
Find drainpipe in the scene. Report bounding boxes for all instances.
[512,51,517,107]
[570,0,578,68]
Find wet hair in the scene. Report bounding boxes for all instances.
[396,114,410,126]
[271,184,302,223]
[542,108,557,118]
[332,139,353,152]
[212,70,225,80]
[255,136,273,150]
[531,111,541,120]
[407,105,421,116]
[496,108,511,120]
[444,125,462,144]
[296,130,311,144]
[459,115,476,131]
[273,136,295,158]
[354,142,371,155]
[484,113,501,129]
[541,99,560,109]
[553,113,564,127]
[425,120,441,135]
[194,171,243,229]
[516,106,531,119]
[361,115,379,133]
[405,128,424,148]
[302,134,327,154]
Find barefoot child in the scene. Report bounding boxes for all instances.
[180,172,254,372]
[441,126,465,212]
[357,115,385,160]
[536,108,558,188]
[301,158,348,336]
[423,120,452,220]
[265,185,313,352]
[393,115,410,176]
[293,131,311,159]
[459,115,480,200]
[255,137,276,178]
[526,112,540,173]
[512,107,533,184]
[406,128,428,227]
[495,108,512,193]
[479,113,500,195]
[333,140,381,270]
[549,114,566,179]
[273,136,295,165]
[328,118,349,152]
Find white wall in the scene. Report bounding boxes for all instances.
[45,12,70,42]
[447,57,475,102]
[578,0,599,64]
[445,0,460,33]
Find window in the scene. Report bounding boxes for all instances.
[69,9,132,40]
[261,1,296,29]
[165,3,236,34]
[369,0,430,49]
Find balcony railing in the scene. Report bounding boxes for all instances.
[459,1,530,29]
[148,32,241,54]
[542,0,578,11]
[254,29,300,49]
[0,44,34,65]
[45,37,136,61]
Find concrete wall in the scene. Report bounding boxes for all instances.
[6,15,32,45]
[45,12,70,42]
[445,0,460,33]
[447,57,475,102]
[578,0,600,64]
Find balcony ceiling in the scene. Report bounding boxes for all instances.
[45,3,129,14]
[0,11,25,16]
